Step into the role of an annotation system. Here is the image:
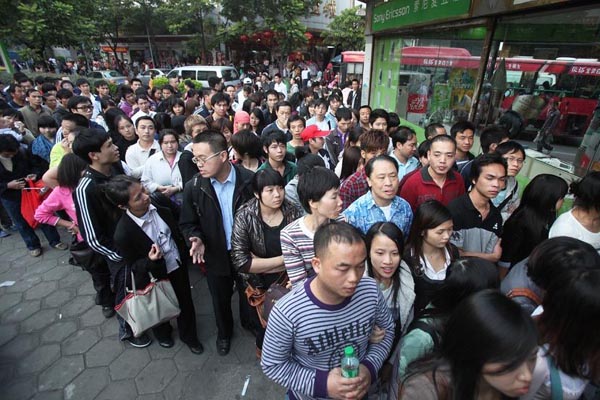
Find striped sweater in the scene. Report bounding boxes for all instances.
[261,276,395,400]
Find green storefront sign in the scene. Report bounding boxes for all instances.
[372,0,471,32]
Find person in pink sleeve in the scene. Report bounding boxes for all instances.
[35,153,87,242]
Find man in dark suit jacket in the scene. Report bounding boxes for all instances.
[179,130,254,356]
[346,79,361,111]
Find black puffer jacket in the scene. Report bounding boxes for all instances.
[230,197,303,273]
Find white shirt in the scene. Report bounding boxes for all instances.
[131,110,157,126]
[422,248,452,281]
[274,81,287,100]
[549,209,600,253]
[141,151,183,196]
[125,140,161,178]
[126,205,180,273]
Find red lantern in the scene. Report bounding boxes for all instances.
[239,35,249,43]
[251,32,262,42]
[304,32,313,41]
[263,30,274,40]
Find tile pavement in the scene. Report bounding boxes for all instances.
[0,230,286,400]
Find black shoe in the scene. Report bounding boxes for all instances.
[216,338,231,356]
[188,343,204,354]
[102,306,115,318]
[125,334,152,348]
[158,337,174,348]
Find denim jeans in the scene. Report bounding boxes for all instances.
[0,196,60,250]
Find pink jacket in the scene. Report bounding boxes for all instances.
[34,186,82,242]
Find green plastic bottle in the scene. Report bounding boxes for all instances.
[341,346,359,378]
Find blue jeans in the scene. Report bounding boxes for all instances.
[0,196,61,250]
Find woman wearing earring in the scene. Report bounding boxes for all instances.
[104,175,203,354]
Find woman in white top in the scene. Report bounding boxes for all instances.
[403,200,460,316]
[141,129,183,206]
[549,171,600,252]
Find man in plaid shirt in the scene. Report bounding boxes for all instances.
[340,129,389,210]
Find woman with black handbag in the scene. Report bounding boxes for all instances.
[230,169,303,352]
[104,175,203,354]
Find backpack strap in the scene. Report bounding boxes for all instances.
[408,320,440,350]
[498,181,519,211]
[548,356,563,400]
[506,288,542,306]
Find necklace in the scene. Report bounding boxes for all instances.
[262,209,282,226]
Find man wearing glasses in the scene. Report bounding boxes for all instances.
[55,96,105,142]
[179,130,254,356]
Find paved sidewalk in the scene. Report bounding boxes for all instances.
[0,230,286,400]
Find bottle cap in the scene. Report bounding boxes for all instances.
[344,346,354,356]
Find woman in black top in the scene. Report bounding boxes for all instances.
[403,200,459,317]
[230,169,303,347]
[499,174,568,269]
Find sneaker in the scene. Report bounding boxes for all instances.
[0,230,10,238]
[52,242,68,250]
[125,334,152,348]
[29,248,42,257]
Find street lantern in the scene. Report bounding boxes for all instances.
[240,35,249,43]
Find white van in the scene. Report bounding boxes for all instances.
[166,66,240,88]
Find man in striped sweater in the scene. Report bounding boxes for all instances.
[262,221,395,400]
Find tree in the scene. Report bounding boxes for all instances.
[95,0,136,62]
[219,0,320,62]
[0,0,96,61]
[321,6,365,51]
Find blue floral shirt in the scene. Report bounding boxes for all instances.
[343,191,413,236]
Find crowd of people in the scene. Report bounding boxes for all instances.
[0,69,599,400]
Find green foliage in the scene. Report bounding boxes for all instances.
[219,0,321,58]
[0,0,96,61]
[321,6,366,51]
[151,77,202,92]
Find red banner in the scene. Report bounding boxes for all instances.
[408,94,428,113]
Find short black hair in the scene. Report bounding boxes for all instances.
[230,130,263,159]
[287,115,305,129]
[297,166,340,213]
[495,140,525,159]
[104,175,140,207]
[335,108,352,122]
[388,112,401,129]
[67,96,92,111]
[75,78,90,87]
[470,152,507,183]
[314,221,364,259]
[418,139,431,159]
[365,154,398,178]
[369,108,389,125]
[0,134,20,153]
[56,89,73,100]
[158,129,179,145]
[429,134,456,150]
[425,122,445,139]
[57,153,87,189]
[450,121,475,138]
[390,126,415,147]
[208,76,221,89]
[192,129,227,153]
[62,113,89,128]
[41,83,56,93]
[72,128,111,164]
[135,115,156,129]
[275,101,292,112]
[314,98,329,109]
[252,168,285,199]
[211,92,230,106]
[37,115,58,129]
[480,125,509,153]
[262,130,286,148]
[296,153,325,175]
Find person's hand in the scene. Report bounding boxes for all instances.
[189,237,205,264]
[68,224,80,236]
[159,185,178,197]
[26,174,37,182]
[326,365,371,400]
[60,137,71,152]
[369,325,385,344]
[7,179,26,190]
[491,239,502,262]
[148,243,163,261]
[14,121,25,133]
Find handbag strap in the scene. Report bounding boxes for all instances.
[129,270,137,295]
[547,356,563,400]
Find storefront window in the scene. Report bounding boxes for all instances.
[479,4,600,158]
[370,26,487,129]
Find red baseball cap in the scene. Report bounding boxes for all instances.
[301,125,329,141]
